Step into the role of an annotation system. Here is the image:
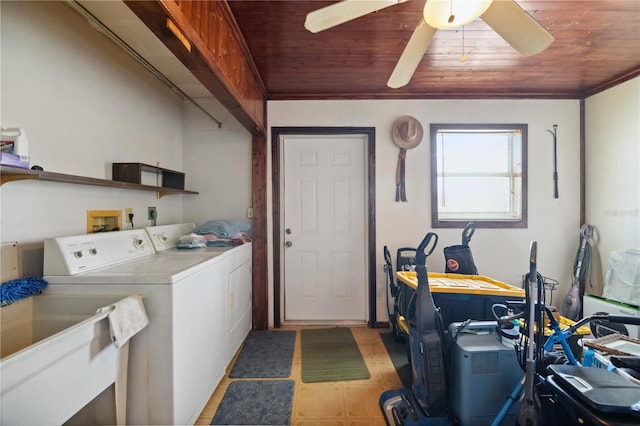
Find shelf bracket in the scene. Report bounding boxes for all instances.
[0,174,38,185]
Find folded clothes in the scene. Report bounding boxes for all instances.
[206,239,234,247]
[201,230,252,247]
[177,233,207,249]
[177,241,206,249]
[193,219,252,238]
[205,238,246,247]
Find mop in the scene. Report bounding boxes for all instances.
[1,277,48,306]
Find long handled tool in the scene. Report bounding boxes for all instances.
[547,124,559,198]
[517,241,542,426]
[561,224,593,321]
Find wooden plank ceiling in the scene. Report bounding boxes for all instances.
[227,0,640,100]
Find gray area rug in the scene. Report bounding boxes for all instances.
[229,330,296,378]
[211,380,295,425]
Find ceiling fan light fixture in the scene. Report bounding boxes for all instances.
[424,0,493,29]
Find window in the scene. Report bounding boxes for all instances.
[430,123,527,228]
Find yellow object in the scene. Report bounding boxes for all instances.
[86,210,122,233]
[396,271,591,336]
[525,315,591,337]
[166,19,192,52]
[557,316,591,336]
[396,271,525,298]
[397,315,409,335]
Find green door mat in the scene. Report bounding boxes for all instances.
[301,327,370,383]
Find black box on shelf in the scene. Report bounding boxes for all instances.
[112,163,185,190]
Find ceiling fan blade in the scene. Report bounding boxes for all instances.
[387,19,437,88]
[481,0,554,57]
[305,0,406,33]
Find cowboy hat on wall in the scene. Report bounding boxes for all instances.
[392,116,423,202]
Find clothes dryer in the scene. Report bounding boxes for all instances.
[145,223,252,365]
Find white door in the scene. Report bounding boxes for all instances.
[283,134,367,321]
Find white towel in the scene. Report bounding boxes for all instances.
[97,294,149,348]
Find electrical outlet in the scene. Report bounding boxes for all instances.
[125,208,133,224]
[148,206,157,220]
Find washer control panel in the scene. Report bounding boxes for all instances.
[44,230,154,275]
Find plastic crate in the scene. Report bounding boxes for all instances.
[396,271,525,327]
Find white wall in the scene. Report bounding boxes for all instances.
[182,99,252,226]
[0,0,183,249]
[585,77,640,295]
[269,99,582,324]
[4,1,635,329]
[0,1,251,276]
[1,1,185,180]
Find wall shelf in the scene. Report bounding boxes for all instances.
[0,165,198,198]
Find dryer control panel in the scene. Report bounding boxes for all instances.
[145,223,196,252]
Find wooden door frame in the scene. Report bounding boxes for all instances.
[271,127,377,328]
[252,134,269,330]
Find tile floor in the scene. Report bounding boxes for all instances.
[196,326,402,425]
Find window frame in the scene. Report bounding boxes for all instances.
[430,123,528,229]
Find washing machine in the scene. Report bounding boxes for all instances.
[43,227,232,425]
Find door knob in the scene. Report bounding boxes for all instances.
[285,228,292,235]
[285,241,292,247]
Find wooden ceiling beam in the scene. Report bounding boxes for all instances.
[124,0,267,136]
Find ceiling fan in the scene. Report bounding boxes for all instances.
[304,0,554,88]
